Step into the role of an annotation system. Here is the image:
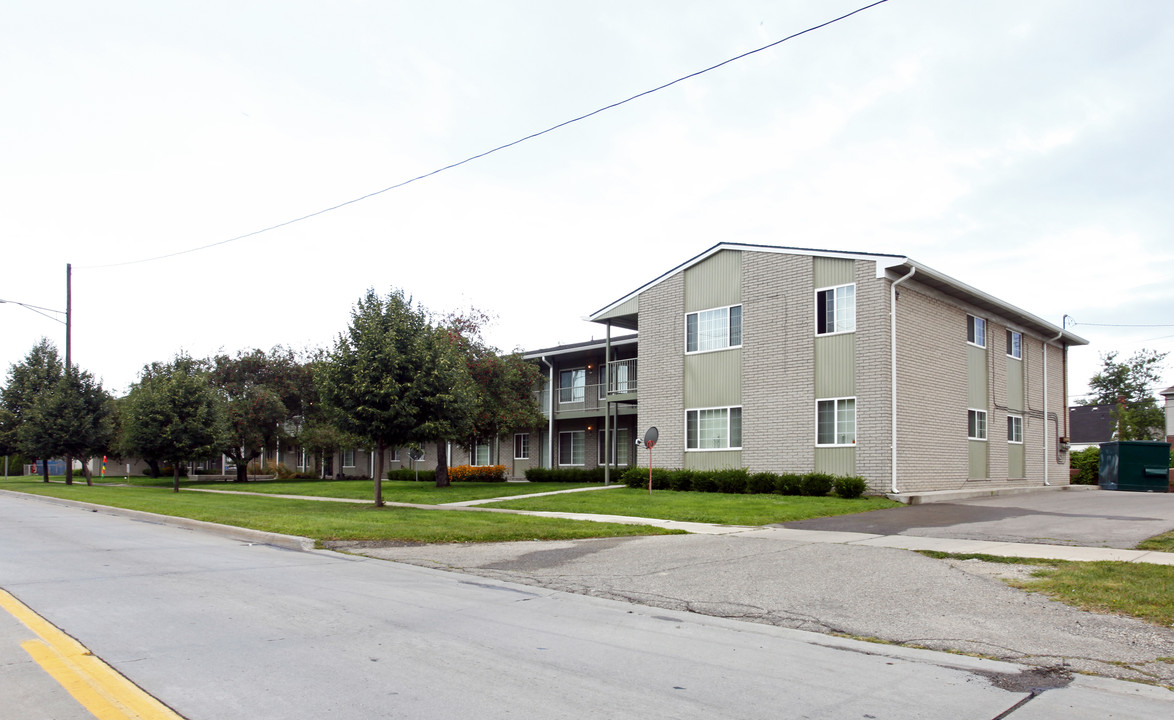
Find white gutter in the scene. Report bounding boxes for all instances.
[541,356,554,469]
[890,267,916,494]
[1042,330,1063,485]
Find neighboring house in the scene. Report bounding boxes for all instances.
[1068,404,1117,451]
[525,243,1086,495]
[1163,386,1174,444]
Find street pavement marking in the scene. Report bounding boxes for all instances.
[0,588,184,720]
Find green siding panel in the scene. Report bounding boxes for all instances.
[969,440,989,479]
[815,447,856,475]
[813,257,855,288]
[967,344,988,408]
[685,350,742,407]
[595,295,638,323]
[685,450,742,471]
[685,250,742,312]
[1006,358,1024,412]
[814,333,856,398]
[1008,442,1025,479]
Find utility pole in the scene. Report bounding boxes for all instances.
[64,263,73,484]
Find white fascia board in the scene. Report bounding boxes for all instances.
[588,243,904,323]
[522,336,639,361]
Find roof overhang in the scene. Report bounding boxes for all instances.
[523,334,639,361]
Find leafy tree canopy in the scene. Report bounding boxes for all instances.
[1078,349,1167,441]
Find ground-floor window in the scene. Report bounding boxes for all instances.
[514,433,530,460]
[686,407,742,450]
[598,427,630,464]
[968,409,988,440]
[342,449,356,468]
[472,441,491,466]
[816,398,856,446]
[559,431,585,466]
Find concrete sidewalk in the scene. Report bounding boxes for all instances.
[184,483,1174,565]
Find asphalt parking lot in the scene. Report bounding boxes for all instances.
[784,487,1174,548]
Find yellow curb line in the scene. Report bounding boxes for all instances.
[0,588,183,719]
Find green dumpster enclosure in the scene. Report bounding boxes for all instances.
[1098,441,1172,492]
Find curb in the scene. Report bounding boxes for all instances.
[0,489,316,551]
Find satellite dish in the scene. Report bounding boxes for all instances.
[643,427,658,449]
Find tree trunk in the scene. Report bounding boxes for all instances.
[434,440,450,487]
[64,453,73,485]
[38,458,49,482]
[146,459,161,478]
[373,438,385,507]
[173,464,181,493]
[83,459,93,486]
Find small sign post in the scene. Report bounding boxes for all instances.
[408,447,424,482]
[643,427,658,495]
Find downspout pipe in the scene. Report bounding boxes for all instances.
[890,267,916,494]
[1043,329,1064,486]
[541,356,554,469]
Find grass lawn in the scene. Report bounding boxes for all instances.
[93,476,600,503]
[1137,530,1174,553]
[0,478,681,543]
[920,552,1174,627]
[484,487,901,525]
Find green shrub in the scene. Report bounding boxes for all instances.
[667,469,695,492]
[800,472,835,497]
[747,472,778,495]
[833,475,868,499]
[714,468,749,494]
[1069,446,1099,485]
[691,472,717,493]
[387,468,436,482]
[776,473,804,495]
[622,466,669,490]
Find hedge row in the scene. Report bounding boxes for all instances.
[384,466,506,482]
[386,468,436,482]
[619,467,869,498]
[523,467,610,483]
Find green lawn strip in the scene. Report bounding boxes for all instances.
[0,480,682,543]
[919,551,1174,627]
[483,487,900,525]
[1137,531,1174,553]
[91,476,600,503]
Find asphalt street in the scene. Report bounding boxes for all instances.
[3,492,1173,719]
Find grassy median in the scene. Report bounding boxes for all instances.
[920,551,1174,627]
[0,478,681,543]
[484,487,900,525]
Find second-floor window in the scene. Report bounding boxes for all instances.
[1006,330,1022,359]
[559,368,585,403]
[816,284,855,335]
[967,315,986,348]
[686,305,742,353]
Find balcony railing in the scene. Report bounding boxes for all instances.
[606,358,637,395]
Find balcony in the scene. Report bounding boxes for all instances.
[533,359,638,417]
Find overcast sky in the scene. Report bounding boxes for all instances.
[2,0,1171,403]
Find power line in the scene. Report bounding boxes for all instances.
[80,0,891,270]
[1070,321,1174,328]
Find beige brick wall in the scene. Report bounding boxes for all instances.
[637,273,685,468]
[741,253,815,473]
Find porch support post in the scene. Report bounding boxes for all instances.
[604,322,612,486]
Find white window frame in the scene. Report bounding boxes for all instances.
[685,305,742,354]
[471,441,491,466]
[1007,415,1023,444]
[815,284,856,336]
[558,431,585,466]
[685,406,743,451]
[558,368,586,404]
[1006,329,1022,360]
[967,315,986,348]
[816,397,857,447]
[514,433,530,460]
[968,409,988,441]
[298,448,309,470]
[342,449,356,468]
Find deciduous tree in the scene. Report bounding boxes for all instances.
[1078,349,1167,441]
[1,339,63,482]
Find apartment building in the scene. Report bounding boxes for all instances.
[525,243,1088,494]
